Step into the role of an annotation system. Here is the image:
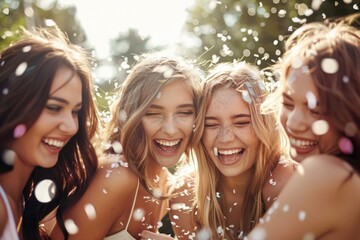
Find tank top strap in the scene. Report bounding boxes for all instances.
[125,178,140,230]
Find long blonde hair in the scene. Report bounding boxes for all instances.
[104,52,201,196]
[193,62,289,239]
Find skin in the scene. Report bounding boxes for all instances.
[247,67,360,240]
[203,87,259,178]
[280,67,341,162]
[0,66,82,237]
[142,79,195,168]
[141,87,297,240]
[50,78,196,239]
[247,155,360,240]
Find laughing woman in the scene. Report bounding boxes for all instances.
[0,27,99,240]
[50,52,201,239]
[247,15,360,240]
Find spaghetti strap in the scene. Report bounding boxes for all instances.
[125,178,140,230]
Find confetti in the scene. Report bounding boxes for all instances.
[34,179,56,203]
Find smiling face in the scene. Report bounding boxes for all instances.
[280,67,341,162]
[141,79,195,168]
[10,66,83,169]
[202,87,259,177]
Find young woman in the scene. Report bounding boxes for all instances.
[247,16,360,240]
[0,27,99,240]
[140,62,297,240]
[50,52,201,239]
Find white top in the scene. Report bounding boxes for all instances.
[0,186,19,240]
[104,179,139,240]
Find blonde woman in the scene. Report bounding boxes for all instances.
[50,52,201,239]
[140,62,298,240]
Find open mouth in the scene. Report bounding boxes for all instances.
[214,147,245,165]
[42,138,65,150]
[154,139,182,155]
[289,137,317,148]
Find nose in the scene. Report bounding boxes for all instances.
[217,126,235,143]
[285,107,308,133]
[162,116,178,136]
[59,112,78,136]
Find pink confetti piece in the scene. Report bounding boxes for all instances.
[338,137,353,155]
[13,124,27,138]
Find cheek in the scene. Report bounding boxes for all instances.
[280,107,288,128]
[140,120,153,137]
[202,130,215,151]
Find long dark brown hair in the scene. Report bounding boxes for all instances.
[0,27,99,239]
[278,15,360,172]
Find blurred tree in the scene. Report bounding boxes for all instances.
[180,0,359,70]
[0,0,25,50]
[0,0,88,49]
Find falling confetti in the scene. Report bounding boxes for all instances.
[13,124,27,138]
[305,91,317,109]
[1,149,16,166]
[34,179,56,203]
[64,219,79,235]
[133,208,145,221]
[22,46,32,52]
[338,137,353,155]
[251,227,267,240]
[298,211,306,221]
[84,203,97,220]
[320,58,339,74]
[311,120,329,135]
[111,141,123,154]
[15,62,28,76]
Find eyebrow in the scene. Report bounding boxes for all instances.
[48,96,82,107]
[148,103,194,109]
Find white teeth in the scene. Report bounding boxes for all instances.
[156,140,180,146]
[214,147,218,157]
[290,137,317,148]
[44,138,65,148]
[214,148,242,156]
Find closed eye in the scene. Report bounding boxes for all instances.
[235,121,250,126]
[46,105,61,112]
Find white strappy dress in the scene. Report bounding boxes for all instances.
[0,186,19,240]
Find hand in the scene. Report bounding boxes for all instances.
[140,230,175,240]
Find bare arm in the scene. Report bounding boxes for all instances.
[50,158,138,240]
[249,155,359,239]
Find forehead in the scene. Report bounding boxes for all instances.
[207,87,249,114]
[151,78,194,105]
[284,67,318,99]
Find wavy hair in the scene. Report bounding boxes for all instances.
[0,27,99,239]
[104,52,201,197]
[272,14,360,172]
[192,62,289,239]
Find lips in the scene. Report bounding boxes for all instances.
[289,136,318,155]
[42,138,65,153]
[154,139,182,156]
[214,147,245,166]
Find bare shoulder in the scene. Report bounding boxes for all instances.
[301,154,358,181]
[51,154,139,239]
[96,154,138,193]
[0,195,8,237]
[262,157,298,209]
